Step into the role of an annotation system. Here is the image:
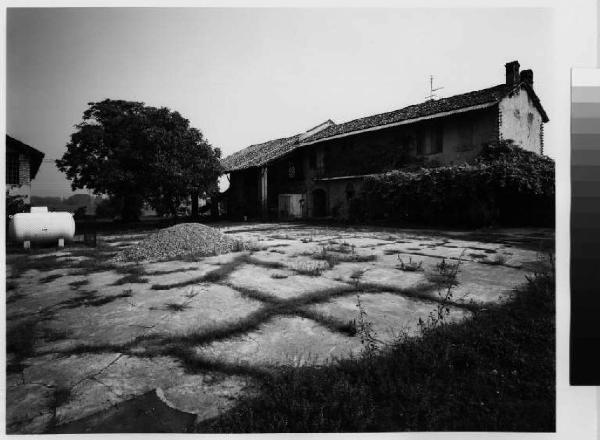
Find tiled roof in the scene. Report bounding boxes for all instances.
[301,84,508,144]
[6,135,45,179]
[221,82,548,172]
[221,134,302,172]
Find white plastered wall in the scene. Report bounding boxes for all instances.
[498,87,544,154]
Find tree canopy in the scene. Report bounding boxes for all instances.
[56,99,223,221]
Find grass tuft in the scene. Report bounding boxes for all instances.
[292,261,329,276]
[113,273,149,285]
[396,256,424,272]
[151,254,249,290]
[480,254,508,266]
[164,302,191,312]
[69,279,90,289]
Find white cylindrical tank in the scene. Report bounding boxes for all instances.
[9,209,76,242]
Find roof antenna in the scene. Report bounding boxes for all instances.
[425,75,444,101]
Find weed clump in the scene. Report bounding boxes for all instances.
[396,256,423,272]
[312,246,376,269]
[480,254,508,266]
[293,261,329,276]
[165,302,190,312]
[425,258,460,287]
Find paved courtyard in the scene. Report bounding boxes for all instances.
[5,222,553,433]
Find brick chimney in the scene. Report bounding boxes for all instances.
[505,61,520,87]
[520,69,533,88]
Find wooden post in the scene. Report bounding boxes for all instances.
[58,238,64,248]
[260,166,268,219]
[23,241,30,250]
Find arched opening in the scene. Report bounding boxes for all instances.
[312,189,327,217]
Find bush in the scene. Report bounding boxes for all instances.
[6,192,28,216]
[350,142,554,227]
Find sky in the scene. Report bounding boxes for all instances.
[6,7,555,197]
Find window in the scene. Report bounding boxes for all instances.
[432,123,444,154]
[7,153,19,185]
[288,159,303,180]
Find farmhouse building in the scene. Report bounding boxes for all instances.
[221,61,549,220]
[6,135,45,204]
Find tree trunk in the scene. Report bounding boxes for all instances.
[121,194,141,223]
[210,195,219,219]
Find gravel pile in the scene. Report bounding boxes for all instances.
[113,223,244,263]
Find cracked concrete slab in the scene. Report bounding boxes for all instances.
[43,283,263,346]
[6,383,55,433]
[197,316,363,366]
[6,223,552,433]
[23,353,124,389]
[144,264,214,287]
[453,261,529,304]
[159,374,248,421]
[308,292,471,342]
[228,264,349,300]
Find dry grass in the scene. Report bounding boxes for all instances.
[292,261,329,276]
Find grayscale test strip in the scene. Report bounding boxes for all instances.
[571,69,600,385]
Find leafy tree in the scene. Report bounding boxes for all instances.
[56,99,222,221]
[94,196,120,220]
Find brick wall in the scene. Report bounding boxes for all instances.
[19,154,31,186]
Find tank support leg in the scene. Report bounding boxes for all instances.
[23,241,30,249]
[58,238,65,248]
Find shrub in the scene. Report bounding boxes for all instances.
[350,142,554,228]
[6,192,28,216]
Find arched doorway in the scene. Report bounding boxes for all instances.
[312,189,327,217]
